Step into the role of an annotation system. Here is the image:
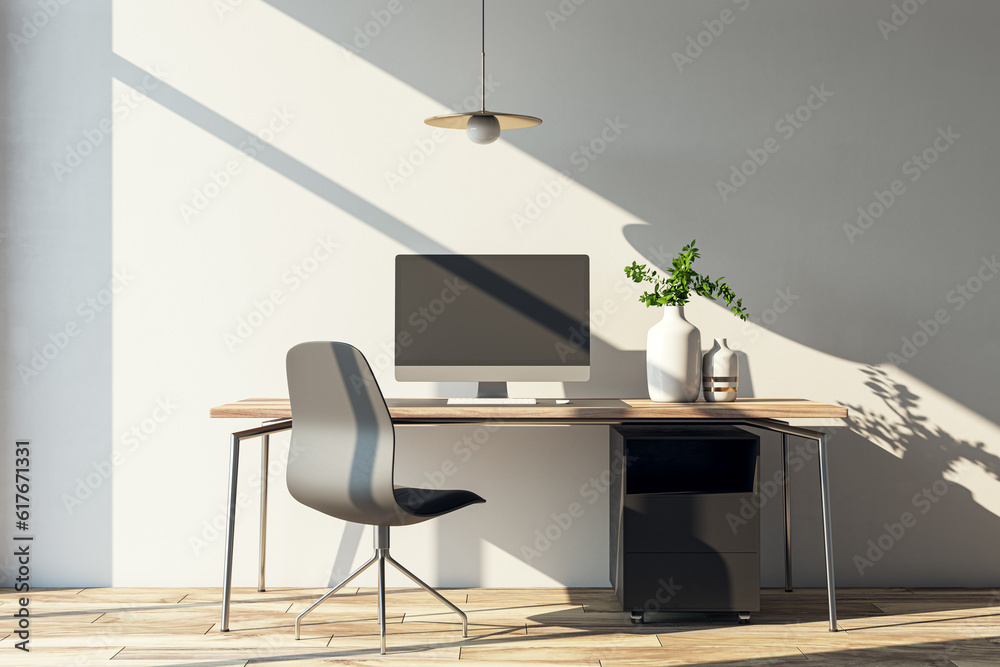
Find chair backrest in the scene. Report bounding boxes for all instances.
[285,341,402,526]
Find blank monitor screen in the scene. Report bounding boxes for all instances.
[394,255,590,381]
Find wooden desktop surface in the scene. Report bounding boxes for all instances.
[210,397,847,422]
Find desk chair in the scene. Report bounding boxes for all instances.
[285,341,485,654]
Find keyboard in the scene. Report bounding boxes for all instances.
[446,397,538,405]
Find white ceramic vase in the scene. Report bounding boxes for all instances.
[702,338,739,402]
[646,305,701,403]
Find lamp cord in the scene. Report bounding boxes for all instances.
[480,0,486,111]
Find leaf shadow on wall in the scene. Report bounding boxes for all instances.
[259,0,998,422]
[846,366,999,485]
[833,365,1000,594]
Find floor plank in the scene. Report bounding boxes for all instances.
[3,587,1000,665]
[115,646,461,660]
[0,646,122,666]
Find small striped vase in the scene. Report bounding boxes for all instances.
[702,338,738,402]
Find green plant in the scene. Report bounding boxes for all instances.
[624,240,749,320]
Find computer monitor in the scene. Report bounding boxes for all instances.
[394,254,590,398]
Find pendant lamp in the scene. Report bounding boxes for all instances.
[424,0,542,144]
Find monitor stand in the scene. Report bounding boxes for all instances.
[476,382,509,399]
[444,382,537,405]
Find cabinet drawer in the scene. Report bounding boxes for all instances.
[624,493,758,553]
[623,552,759,612]
[624,431,759,495]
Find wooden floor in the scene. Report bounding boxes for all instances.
[1,587,999,666]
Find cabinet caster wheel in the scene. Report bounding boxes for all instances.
[630,611,644,625]
[738,612,751,625]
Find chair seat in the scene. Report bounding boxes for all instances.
[394,487,486,518]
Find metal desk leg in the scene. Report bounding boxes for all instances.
[745,419,836,631]
[219,420,292,633]
[221,433,240,632]
[782,433,792,592]
[817,432,838,631]
[258,433,269,593]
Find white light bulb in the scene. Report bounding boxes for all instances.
[466,114,501,144]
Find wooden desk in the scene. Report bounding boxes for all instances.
[211,398,846,632]
[211,397,845,422]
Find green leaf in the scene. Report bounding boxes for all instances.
[621,241,749,321]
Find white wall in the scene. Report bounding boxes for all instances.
[3,0,999,590]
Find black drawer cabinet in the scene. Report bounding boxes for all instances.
[610,426,760,621]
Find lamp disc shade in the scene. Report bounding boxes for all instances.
[424,111,542,130]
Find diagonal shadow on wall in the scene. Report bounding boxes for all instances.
[244,1,1000,597]
[111,49,661,396]
[111,54,447,256]
[258,0,1000,427]
[110,53,652,589]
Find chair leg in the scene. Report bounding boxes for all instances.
[295,552,378,640]
[299,526,467,655]
[384,552,469,637]
[377,550,387,655]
